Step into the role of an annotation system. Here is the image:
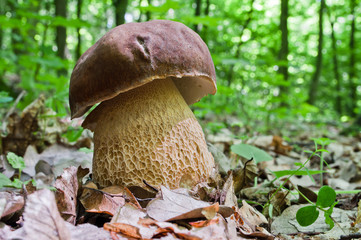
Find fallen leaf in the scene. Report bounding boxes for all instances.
[54,166,88,224]
[111,203,155,239]
[238,200,268,229]
[189,218,219,228]
[232,158,258,193]
[219,172,237,207]
[147,186,209,222]
[104,222,142,239]
[22,144,92,178]
[23,189,71,240]
[80,185,126,216]
[0,192,24,219]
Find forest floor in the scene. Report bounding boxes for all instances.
[1,96,361,240]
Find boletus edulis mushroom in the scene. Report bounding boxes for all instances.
[69,20,217,190]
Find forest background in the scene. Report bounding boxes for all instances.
[0,0,360,137]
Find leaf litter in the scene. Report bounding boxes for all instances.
[1,96,361,239]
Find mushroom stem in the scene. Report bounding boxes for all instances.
[83,78,214,188]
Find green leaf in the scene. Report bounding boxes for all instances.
[316,186,336,208]
[296,205,319,227]
[324,202,337,229]
[231,143,273,163]
[78,147,93,153]
[0,91,13,104]
[0,173,13,188]
[62,127,84,143]
[6,152,25,170]
[9,179,24,189]
[272,170,325,178]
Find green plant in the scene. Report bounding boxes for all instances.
[0,152,33,189]
[311,138,335,186]
[296,186,337,228]
[231,143,273,163]
[264,139,337,229]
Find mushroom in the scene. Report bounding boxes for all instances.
[69,20,217,189]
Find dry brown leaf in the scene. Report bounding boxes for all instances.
[80,184,126,216]
[147,186,233,222]
[189,218,220,228]
[188,215,237,240]
[147,186,210,222]
[239,200,268,229]
[104,222,142,239]
[152,221,201,240]
[23,189,71,240]
[54,166,88,224]
[0,192,24,219]
[219,172,238,207]
[271,135,292,155]
[233,159,258,193]
[201,203,219,220]
[111,203,156,239]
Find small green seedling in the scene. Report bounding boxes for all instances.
[296,185,337,229]
[231,143,273,163]
[0,152,35,189]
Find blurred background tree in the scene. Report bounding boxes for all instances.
[0,0,360,135]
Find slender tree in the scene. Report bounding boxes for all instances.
[146,0,152,21]
[348,0,357,116]
[201,0,210,43]
[308,0,325,105]
[55,0,67,76]
[327,6,342,115]
[113,0,128,26]
[278,0,289,102]
[76,0,83,60]
[193,0,202,33]
[227,0,254,86]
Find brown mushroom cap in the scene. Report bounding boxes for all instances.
[69,20,217,119]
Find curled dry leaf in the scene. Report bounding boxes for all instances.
[232,158,258,193]
[111,203,155,239]
[147,186,233,222]
[24,189,71,240]
[80,185,126,216]
[104,222,142,239]
[219,172,238,207]
[239,200,268,229]
[54,166,89,224]
[0,192,24,219]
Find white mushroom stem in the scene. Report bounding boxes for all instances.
[83,78,214,188]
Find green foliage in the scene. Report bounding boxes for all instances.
[0,91,13,104]
[62,126,84,143]
[231,143,273,163]
[271,169,325,178]
[296,205,319,227]
[0,0,360,131]
[0,152,31,189]
[296,186,337,229]
[7,152,25,172]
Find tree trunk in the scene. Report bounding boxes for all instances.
[76,0,83,60]
[193,0,202,33]
[227,0,254,86]
[202,0,210,43]
[328,9,342,115]
[146,0,152,21]
[348,0,357,116]
[112,0,128,26]
[278,0,289,101]
[307,0,325,105]
[55,0,67,76]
